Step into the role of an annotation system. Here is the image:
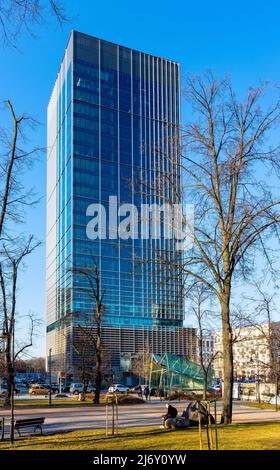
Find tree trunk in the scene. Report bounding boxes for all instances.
[93,333,102,404]
[221,291,233,424]
[80,381,87,401]
[5,363,13,407]
[203,371,208,400]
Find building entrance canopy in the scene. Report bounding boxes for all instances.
[150,353,214,390]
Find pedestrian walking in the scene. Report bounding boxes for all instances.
[159,388,164,401]
[144,385,150,400]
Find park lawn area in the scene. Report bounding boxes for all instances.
[0,395,144,408]
[0,397,108,408]
[0,422,280,450]
[243,402,280,411]
[0,399,97,408]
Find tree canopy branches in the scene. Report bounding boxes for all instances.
[0,0,70,46]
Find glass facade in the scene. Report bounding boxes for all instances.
[46,31,185,367]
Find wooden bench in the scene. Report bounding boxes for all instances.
[14,417,45,436]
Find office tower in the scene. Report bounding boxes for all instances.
[47,31,195,380]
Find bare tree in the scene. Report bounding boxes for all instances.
[0,100,41,412]
[0,236,40,405]
[0,0,70,46]
[72,325,112,401]
[71,257,106,405]
[132,346,151,386]
[0,100,42,241]
[72,328,96,400]
[175,74,280,423]
[189,285,218,399]
[15,356,45,374]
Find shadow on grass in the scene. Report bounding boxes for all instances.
[0,427,177,450]
[1,421,280,450]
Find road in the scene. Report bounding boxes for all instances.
[1,400,280,434]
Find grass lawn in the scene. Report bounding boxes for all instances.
[243,402,280,411]
[0,397,110,408]
[0,422,280,450]
[0,394,144,408]
[0,399,98,408]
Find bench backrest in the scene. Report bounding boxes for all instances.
[14,418,45,427]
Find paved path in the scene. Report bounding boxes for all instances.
[1,401,280,434]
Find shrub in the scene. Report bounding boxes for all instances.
[166,390,218,401]
[116,395,144,405]
[167,390,190,401]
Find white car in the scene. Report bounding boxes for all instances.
[212,384,221,391]
[0,385,7,396]
[108,384,129,393]
[70,383,95,394]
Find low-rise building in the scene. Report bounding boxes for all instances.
[214,323,280,382]
[199,334,214,368]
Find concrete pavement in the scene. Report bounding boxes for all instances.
[1,400,280,434]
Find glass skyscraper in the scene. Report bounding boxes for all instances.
[47,31,195,378]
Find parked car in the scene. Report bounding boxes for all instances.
[211,384,222,395]
[15,384,28,394]
[69,383,95,395]
[29,384,50,395]
[44,384,60,394]
[108,384,129,393]
[0,384,20,395]
[0,384,7,396]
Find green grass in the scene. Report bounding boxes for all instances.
[0,394,145,408]
[0,397,110,408]
[243,402,280,410]
[0,394,144,409]
[0,422,280,450]
[0,399,99,408]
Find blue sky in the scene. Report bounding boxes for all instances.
[1,0,280,356]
